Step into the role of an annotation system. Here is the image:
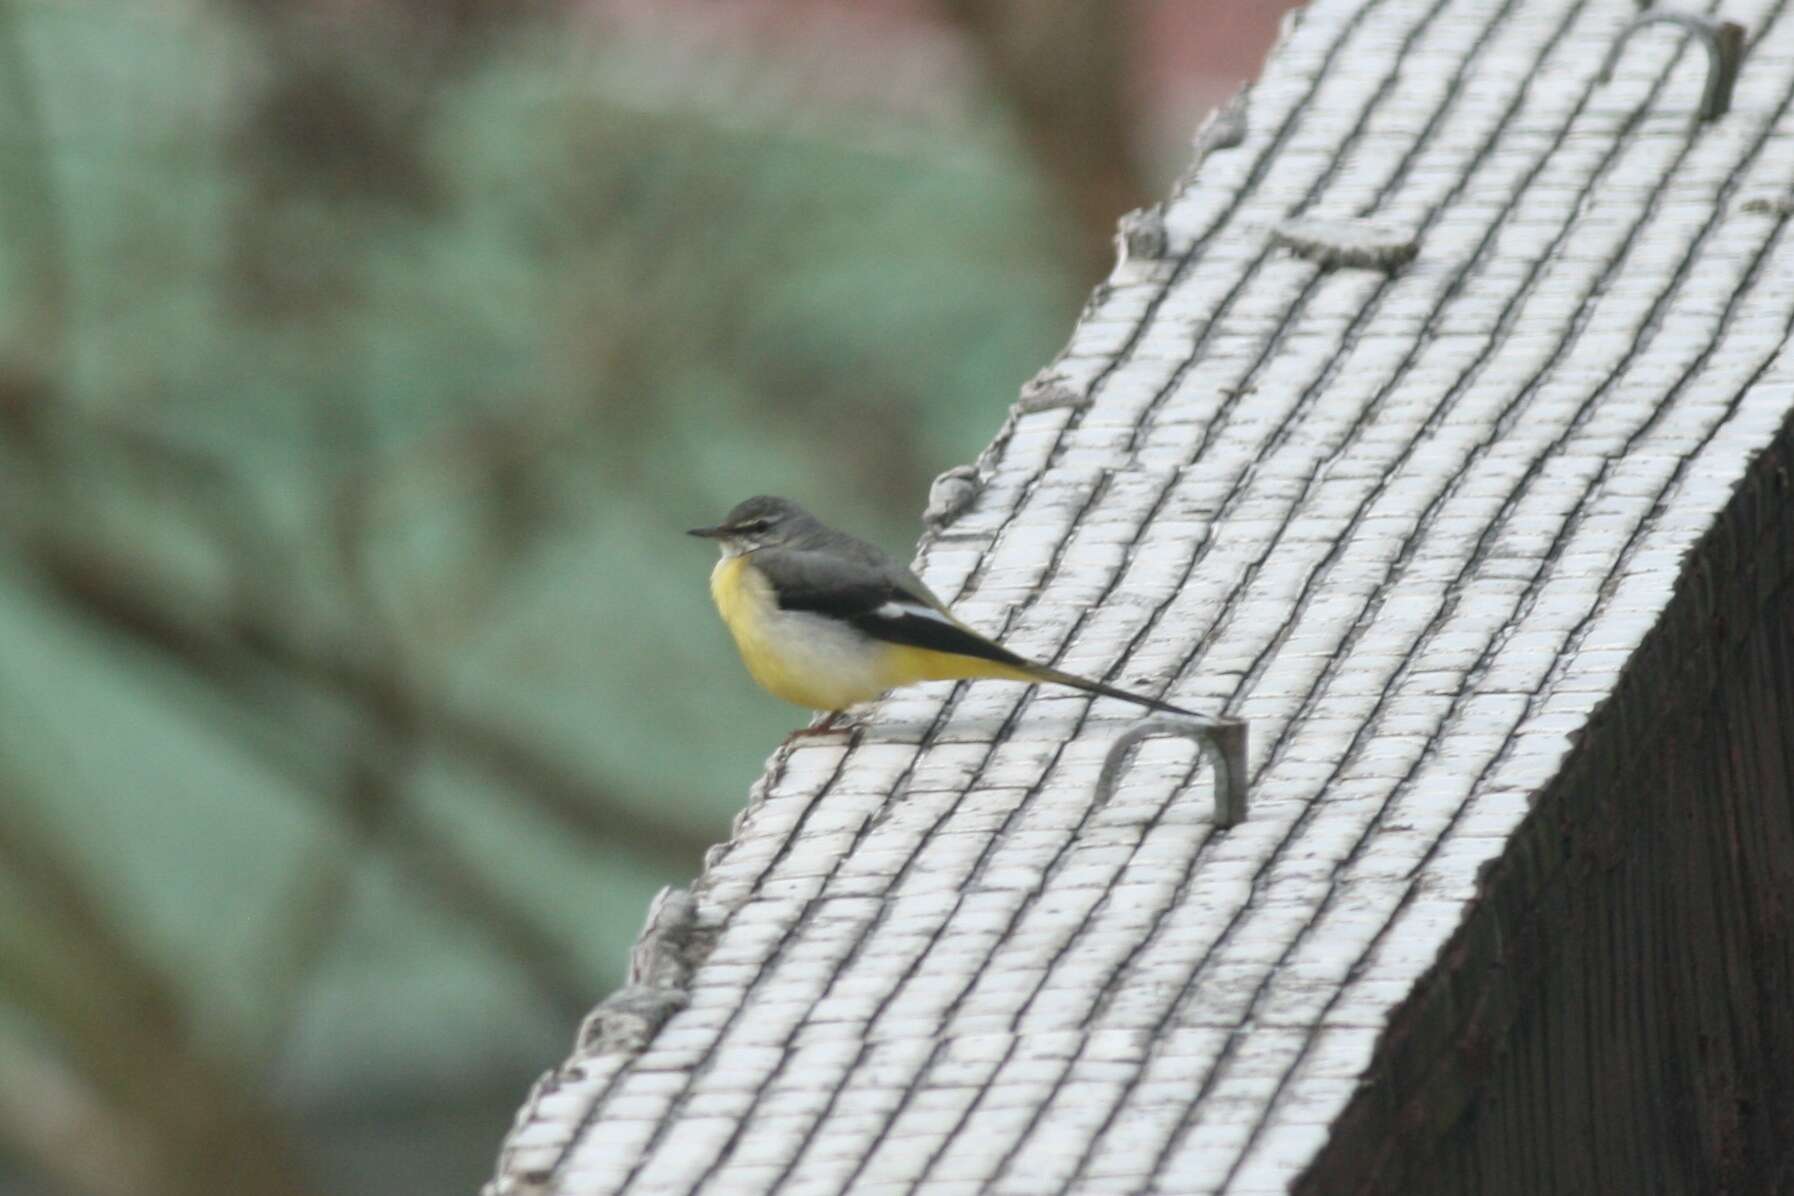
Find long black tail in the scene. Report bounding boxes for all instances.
[1023,662,1201,718]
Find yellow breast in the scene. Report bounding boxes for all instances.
[707,554,1034,712]
[709,553,771,641]
[709,554,889,711]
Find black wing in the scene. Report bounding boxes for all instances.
[760,549,1030,669]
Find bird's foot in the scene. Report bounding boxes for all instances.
[782,711,853,745]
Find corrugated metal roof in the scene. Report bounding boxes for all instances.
[490,0,1794,1189]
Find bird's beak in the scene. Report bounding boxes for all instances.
[687,525,727,539]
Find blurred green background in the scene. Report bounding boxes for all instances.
[0,1,1285,1192]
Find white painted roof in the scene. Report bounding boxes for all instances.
[490,0,1794,1189]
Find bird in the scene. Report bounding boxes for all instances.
[689,495,1199,734]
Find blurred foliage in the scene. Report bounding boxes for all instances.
[0,0,1119,1192]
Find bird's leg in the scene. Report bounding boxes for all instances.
[783,711,847,744]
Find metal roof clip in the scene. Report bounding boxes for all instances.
[1096,715,1250,828]
[1600,9,1745,127]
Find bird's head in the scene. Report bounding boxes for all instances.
[688,495,818,556]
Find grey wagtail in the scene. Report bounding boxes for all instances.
[690,495,1198,731]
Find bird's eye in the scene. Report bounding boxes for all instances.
[737,518,772,534]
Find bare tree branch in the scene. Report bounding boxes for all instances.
[0,0,69,374]
[0,1034,159,1196]
[936,0,1148,282]
[0,776,321,1196]
[19,532,718,877]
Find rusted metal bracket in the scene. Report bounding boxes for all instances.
[1014,370,1091,415]
[1274,217,1419,271]
[922,464,981,530]
[1115,204,1169,265]
[1097,716,1249,828]
[1600,9,1744,125]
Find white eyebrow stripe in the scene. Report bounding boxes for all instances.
[874,600,954,625]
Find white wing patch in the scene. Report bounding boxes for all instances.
[875,600,955,625]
